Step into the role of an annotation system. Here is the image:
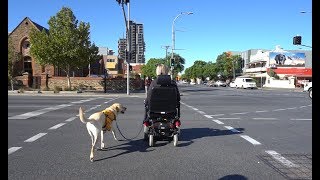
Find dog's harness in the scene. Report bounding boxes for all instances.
[101,109,116,131]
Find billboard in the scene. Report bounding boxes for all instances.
[269,52,306,67]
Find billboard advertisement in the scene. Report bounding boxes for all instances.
[269,52,305,67]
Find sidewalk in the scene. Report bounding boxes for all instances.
[8,89,146,97]
[258,87,304,92]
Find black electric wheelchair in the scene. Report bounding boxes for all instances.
[143,75,181,147]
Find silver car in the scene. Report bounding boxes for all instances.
[213,80,227,87]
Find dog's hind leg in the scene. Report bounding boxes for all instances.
[90,131,99,162]
[100,130,105,149]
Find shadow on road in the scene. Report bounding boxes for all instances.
[218,174,248,180]
[178,127,244,147]
[94,139,152,162]
[94,127,244,161]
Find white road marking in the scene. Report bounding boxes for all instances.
[198,111,206,114]
[286,107,297,110]
[71,101,84,104]
[65,117,77,122]
[230,112,249,115]
[212,120,224,124]
[49,123,66,130]
[8,147,22,155]
[8,104,71,119]
[290,118,312,121]
[255,110,268,113]
[24,133,47,142]
[218,117,240,120]
[192,108,199,111]
[240,135,261,145]
[265,150,299,167]
[299,106,307,108]
[224,126,240,133]
[272,109,286,111]
[209,114,225,117]
[204,115,213,119]
[252,118,277,120]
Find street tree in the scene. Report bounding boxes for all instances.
[169,53,186,78]
[203,61,217,80]
[140,58,166,79]
[29,7,101,89]
[183,60,207,81]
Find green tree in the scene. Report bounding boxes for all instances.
[203,61,217,80]
[183,60,207,81]
[8,38,22,91]
[140,58,166,79]
[29,7,101,89]
[169,53,186,78]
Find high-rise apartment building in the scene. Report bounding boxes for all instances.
[118,21,145,64]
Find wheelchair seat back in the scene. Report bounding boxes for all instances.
[149,75,177,119]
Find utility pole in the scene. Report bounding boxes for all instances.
[161,45,170,58]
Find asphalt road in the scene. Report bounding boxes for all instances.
[8,85,312,180]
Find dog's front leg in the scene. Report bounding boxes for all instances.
[100,130,105,149]
[111,127,118,141]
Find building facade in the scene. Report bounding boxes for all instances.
[118,20,146,64]
[8,17,54,87]
[231,45,312,88]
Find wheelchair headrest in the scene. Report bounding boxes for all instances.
[156,75,172,85]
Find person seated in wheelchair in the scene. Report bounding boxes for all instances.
[143,64,181,133]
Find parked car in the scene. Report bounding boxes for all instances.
[229,81,236,88]
[213,80,227,87]
[190,82,196,85]
[234,77,257,89]
[303,82,312,99]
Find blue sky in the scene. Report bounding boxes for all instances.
[8,0,312,70]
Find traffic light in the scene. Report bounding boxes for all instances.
[129,65,132,71]
[293,36,302,45]
[170,58,175,67]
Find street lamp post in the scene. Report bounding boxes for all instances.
[171,12,193,78]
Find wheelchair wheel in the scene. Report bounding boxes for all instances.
[149,134,154,147]
[173,134,178,147]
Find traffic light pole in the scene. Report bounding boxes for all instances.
[126,1,130,95]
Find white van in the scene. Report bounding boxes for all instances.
[234,77,257,89]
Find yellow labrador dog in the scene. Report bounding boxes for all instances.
[79,103,127,162]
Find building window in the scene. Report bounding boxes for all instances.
[22,40,31,49]
[23,56,32,74]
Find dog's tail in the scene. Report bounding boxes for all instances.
[79,107,90,124]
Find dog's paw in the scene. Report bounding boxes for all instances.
[90,158,94,162]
